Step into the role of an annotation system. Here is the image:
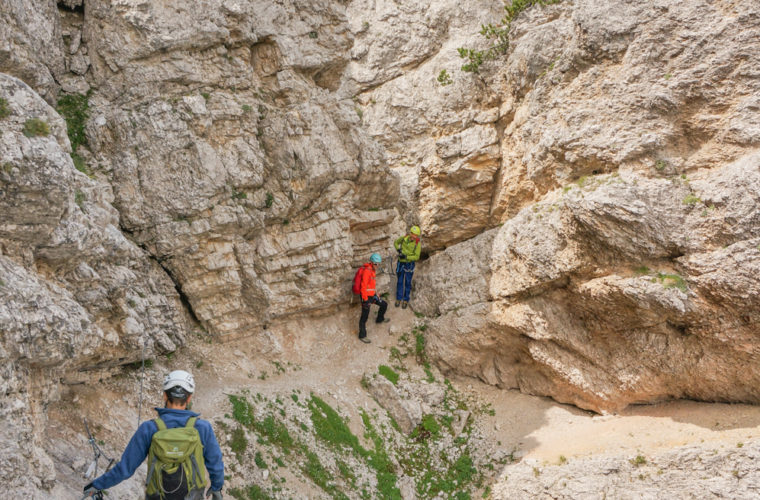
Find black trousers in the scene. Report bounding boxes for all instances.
[359,295,387,338]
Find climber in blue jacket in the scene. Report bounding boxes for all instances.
[83,370,224,500]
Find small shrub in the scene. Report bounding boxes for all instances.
[683,194,701,205]
[559,455,567,464]
[655,159,667,171]
[630,454,647,466]
[265,191,274,208]
[0,97,10,118]
[75,190,86,210]
[378,365,399,385]
[737,442,744,448]
[634,266,650,275]
[71,151,93,177]
[57,92,90,151]
[201,92,210,101]
[308,31,318,39]
[23,118,50,137]
[241,104,252,113]
[231,190,247,200]
[196,360,204,369]
[458,0,563,73]
[437,69,453,86]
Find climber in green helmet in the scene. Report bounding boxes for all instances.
[356,253,389,343]
[393,225,421,309]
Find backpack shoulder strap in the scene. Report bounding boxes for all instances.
[185,416,197,429]
[153,417,167,431]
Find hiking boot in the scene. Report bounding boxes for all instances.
[401,301,408,309]
[376,318,390,324]
[394,300,400,307]
[359,337,371,344]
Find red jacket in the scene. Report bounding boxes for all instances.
[360,263,377,301]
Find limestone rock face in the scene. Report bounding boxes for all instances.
[78,0,399,337]
[414,0,760,412]
[0,74,186,497]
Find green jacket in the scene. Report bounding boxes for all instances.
[394,235,421,263]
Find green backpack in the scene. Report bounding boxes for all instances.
[145,417,208,499]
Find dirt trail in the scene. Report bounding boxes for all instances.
[50,302,760,497]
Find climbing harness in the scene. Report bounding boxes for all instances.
[80,418,115,500]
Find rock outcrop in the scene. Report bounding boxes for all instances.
[417,0,760,413]
[495,441,760,499]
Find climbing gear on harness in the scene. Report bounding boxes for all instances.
[370,253,382,264]
[163,370,195,394]
[80,418,115,500]
[145,416,208,499]
[410,225,421,236]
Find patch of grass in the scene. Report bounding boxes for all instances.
[634,266,650,275]
[308,31,318,39]
[655,159,667,171]
[559,455,567,464]
[265,191,274,208]
[201,92,210,101]
[360,410,401,499]
[231,189,247,200]
[355,107,363,119]
[378,365,399,385]
[195,360,204,369]
[230,427,248,463]
[655,272,687,293]
[437,69,453,86]
[242,104,252,113]
[254,450,267,468]
[308,395,364,455]
[421,414,440,436]
[75,190,86,210]
[0,97,10,118]
[56,92,90,152]
[228,394,256,427]
[683,193,701,205]
[71,151,93,177]
[737,442,744,448]
[337,459,357,487]
[23,118,50,137]
[229,484,274,500]
[630,454,647,466]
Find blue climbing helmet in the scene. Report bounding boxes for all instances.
[370,253,382,264]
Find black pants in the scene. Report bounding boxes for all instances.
[359,295,387,339]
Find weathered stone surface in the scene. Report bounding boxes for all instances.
[366,375,422,435]
[494,440,760,499]
[424,155,760,413]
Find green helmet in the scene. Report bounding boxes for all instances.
[370,253,382,264]
[410,225,421,236]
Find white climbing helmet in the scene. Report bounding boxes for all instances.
[163,370,195,394]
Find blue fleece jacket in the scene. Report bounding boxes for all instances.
[92,408,224,492]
